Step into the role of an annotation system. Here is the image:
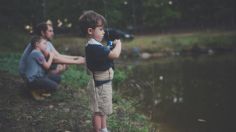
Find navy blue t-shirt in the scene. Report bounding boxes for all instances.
[85,39,113,71]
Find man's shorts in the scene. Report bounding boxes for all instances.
[87,79,112,115]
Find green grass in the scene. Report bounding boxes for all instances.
[0,30,29,52]
[123,31,236,52]
[50,31,236,55]
[0,53,21,75]
[61,65,89,88]
[109,92,151,132]
[1,30,235,55]
[1,30,235,131]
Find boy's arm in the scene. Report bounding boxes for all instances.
[41,52,54,69]
[42,49,49,58]
[108,39,122,59]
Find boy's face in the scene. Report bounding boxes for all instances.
[89,25,105,42]
[36,39,47,51]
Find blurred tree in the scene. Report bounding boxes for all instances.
[142,0,180,28]
[175,0,236,28]
[0,0,235,32]
[0,0,43,30]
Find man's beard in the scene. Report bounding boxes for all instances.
[45,37,52,42]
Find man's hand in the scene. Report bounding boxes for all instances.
[76,56,86,64]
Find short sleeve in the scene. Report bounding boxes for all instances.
[46,42,56,52]
[32,51,46,65]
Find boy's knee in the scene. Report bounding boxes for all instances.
[47,73,61,84]
[53,75,61,84]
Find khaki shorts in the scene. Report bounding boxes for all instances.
[87,79,112,115]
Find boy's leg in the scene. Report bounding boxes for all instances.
[29,77,59,93]
[47,73,61,84]
[101,115,108,132]
[93,112,102,132]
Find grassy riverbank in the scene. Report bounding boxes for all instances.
[51,30,236,56]
[0,53,151,131]
[1,30,235,55]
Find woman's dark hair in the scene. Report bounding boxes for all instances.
[78,10,106,36]
[30,36,44,48]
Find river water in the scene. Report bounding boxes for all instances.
[119,53,236,132]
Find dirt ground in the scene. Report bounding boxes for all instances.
[0,71,91,132]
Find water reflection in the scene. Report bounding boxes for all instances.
[120,53,236,132]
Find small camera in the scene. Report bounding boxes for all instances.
[107,41,115,50]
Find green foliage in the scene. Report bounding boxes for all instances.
[0,30,29,52]
[2,0,235,32]
[109,92,151,132]
[123,31,236,53]
[61,65,89,88]
[0,53,21,75]
[62,66,129,89]
[113,69,128,87]
[143,0,180,28]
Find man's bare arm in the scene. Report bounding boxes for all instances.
[53,56,85,64]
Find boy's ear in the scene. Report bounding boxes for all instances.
[35,42,40,47]
[87,28,93,35]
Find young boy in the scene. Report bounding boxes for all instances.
[79,10,122,132]
[25,36,61,100]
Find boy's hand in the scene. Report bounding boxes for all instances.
[108,39,122,59]
[42,50,49,57]
[113,39,121,46]
[49,52,55,58]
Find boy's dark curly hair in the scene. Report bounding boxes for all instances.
[78,10,106,36]
[30,36,44,48]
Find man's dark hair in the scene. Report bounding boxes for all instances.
[78,10,106,36]
[34,22,52,36]
[30,36,44,48]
